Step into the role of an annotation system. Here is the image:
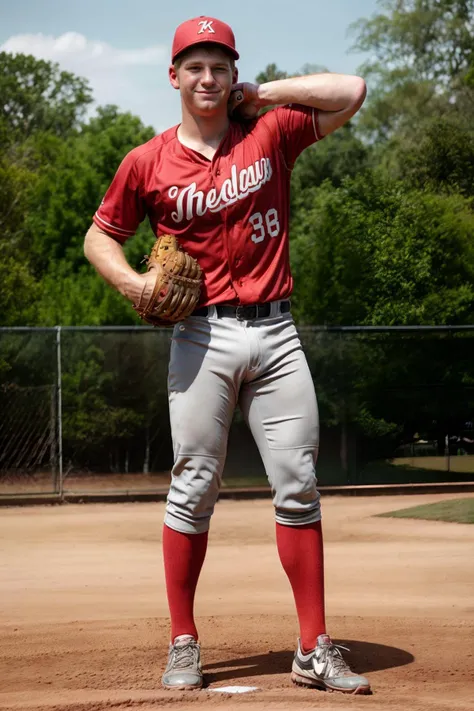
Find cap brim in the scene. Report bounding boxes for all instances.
[172,39,239,63]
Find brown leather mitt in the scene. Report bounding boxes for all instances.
[133,235,202,327]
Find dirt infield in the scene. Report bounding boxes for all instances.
[1,494,473,711]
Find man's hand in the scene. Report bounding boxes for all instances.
[228,82,262,119]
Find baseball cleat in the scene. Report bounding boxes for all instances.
[291,634,371,694]
[162,634,203,690]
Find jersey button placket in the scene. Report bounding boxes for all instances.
[212,156,220,178]
[230,226,243,293]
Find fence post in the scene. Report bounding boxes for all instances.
[50,383,57,491]
[338,331,350,484]
[56,326,64,499]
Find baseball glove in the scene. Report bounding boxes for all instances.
[133,234,202,327]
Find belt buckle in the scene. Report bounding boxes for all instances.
[235,305,255,321]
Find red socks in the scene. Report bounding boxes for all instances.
[162,524,208,641]
[162,520,325,651]
[276,520,326,652]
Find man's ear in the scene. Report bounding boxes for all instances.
[169,64,179,90]
[232,67,238,85]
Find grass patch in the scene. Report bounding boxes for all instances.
[379,498,474,524]
[356,459,474,485]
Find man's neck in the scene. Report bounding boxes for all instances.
[177,107,230,159]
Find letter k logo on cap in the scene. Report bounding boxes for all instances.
[197,19,215,34]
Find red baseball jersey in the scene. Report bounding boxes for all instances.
[93,105,322,306]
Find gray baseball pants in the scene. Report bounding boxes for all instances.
[165,303,320,534]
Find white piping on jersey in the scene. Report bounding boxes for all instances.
[311,108,320,141]
[94,212,135,235]
[169,158,273,223]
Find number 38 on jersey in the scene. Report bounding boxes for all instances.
[249,209,280,244]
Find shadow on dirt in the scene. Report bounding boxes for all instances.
[203,639,414,685]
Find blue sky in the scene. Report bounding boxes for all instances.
[0,0,380,132]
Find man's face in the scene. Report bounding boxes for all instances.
[169,46,238,117]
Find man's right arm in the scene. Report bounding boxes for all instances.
[84,223,151,305]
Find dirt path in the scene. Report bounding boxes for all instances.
[1,494,473,710]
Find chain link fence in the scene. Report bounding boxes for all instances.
[1,325,473,497]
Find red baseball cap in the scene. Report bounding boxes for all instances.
[171,16,239,62]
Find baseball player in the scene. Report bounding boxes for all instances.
[84,16,370,695]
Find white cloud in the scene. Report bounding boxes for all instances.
[1,31,167,69]
[0,32,177,131]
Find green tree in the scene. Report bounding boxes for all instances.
[0,52,95,325]
[80,105,155,189]
[255,63,288,84]
[350,1,474,140]
[0,52,92,146]
[61,340,144,473]
[352,0,474,87]
[0,54,156,326]
[24,107,154,274]
[291,123,369,202]
[35,266,139,327]
[346,1,474,201]
[60,331,172,474]
[378,114,474,197]
[0,156,40,325]
[15,106,157,325]
[291,172,474,326]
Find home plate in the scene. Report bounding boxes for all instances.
[209,686,260,694]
